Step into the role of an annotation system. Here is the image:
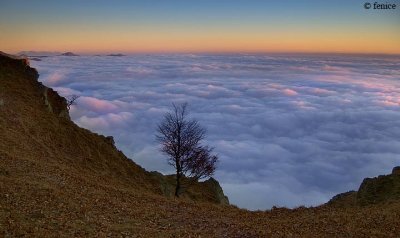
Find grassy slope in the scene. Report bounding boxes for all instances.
[1,54,400,237]
[328,168,400,207]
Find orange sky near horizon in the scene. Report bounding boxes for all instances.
[1,1,399,55]
[2,28,400,55]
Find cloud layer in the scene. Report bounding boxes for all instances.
[32,53,400,210]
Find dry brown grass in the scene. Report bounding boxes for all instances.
[1,54,400,237]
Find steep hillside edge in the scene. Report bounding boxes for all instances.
[327,166,400,207]
[0,51,228,204]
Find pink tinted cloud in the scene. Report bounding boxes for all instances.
[310,88,336,96]
[380,101,399,106]
[45,70,66,86]
[378,96,400,107]
[79,96,119,113]
[292,100,315,110]
[322,65,351,73]
[126,66,153,74]
[106,112,133,124]
[52,87,81,96]
[282,89,298,96]
[76,112,133,130]
[77,115,109,129]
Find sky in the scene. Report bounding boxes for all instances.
[1,0,399,54]
[31,53,400,210]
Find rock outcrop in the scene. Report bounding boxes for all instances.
[357,167,400,206]
[393,166,400,175]
[327,167,400,207]
[41,87,70,119]
[203,177,230,205]
[149,172,229,205]
[0,51,70,119]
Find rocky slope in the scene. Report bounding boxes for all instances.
[328,166,400,207]
[0,51,228,205]
[1,52,400,237]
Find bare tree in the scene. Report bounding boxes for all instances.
[66,95,80,111]
[156,103,218,197]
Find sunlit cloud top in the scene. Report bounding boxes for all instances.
[1,0,399,54]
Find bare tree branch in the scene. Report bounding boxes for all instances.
[156,102,218,197]
[66,95,80,111]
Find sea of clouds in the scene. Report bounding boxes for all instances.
[31,53,400,210]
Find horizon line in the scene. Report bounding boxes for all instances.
[10,50,400,57]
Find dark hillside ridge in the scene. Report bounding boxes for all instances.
[0,51,228,205]
[327,166,400,207]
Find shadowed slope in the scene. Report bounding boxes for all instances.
[328,166,400,207]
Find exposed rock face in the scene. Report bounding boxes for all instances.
[149,171,175,197]
[149,172,229,205]
[328,166,400,207]
[0,52,70,120]
[357,167,400,206]
[203,177,230,205]
[41,86,70,119]
[393,166,400,175]
[0,51,30,65]
[105,136,115,147]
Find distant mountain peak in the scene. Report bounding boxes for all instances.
[61,52,79,56]
[18,51,61,57]
[107,53,125,57]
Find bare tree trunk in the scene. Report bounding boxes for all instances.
[157,103,217,197]
[175,167,181,197]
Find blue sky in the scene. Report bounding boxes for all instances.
[1,0,399,53]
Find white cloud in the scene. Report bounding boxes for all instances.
[78,96,119,113]
[43,70,68,86]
